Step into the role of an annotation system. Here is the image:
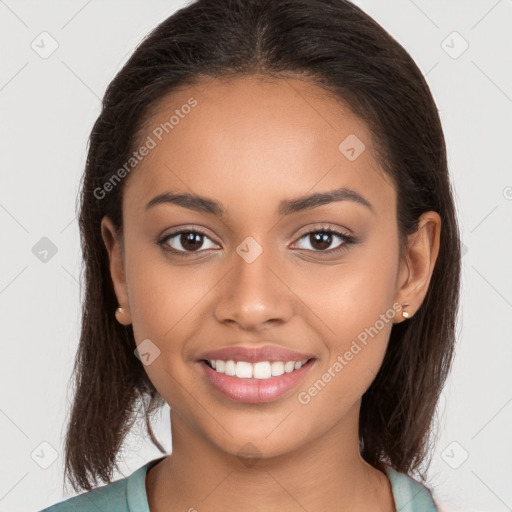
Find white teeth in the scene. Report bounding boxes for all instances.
[253,361,271,379]
[271,361,285,376]
[224,360,236,376]
[235,361,253,379]
[284,361,295,373]
[207,358,309,379]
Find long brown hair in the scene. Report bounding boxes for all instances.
[64,0,461,493]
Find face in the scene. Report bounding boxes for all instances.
[101,75,433,461]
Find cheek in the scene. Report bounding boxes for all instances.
[123,248,211,401]
[293,286,398,429]
[294,228,399,393]
[124,242,217,352]
[297,228,399,341]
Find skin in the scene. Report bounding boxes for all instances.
[101,75,440,512]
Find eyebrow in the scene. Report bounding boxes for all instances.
[145,186,375,216]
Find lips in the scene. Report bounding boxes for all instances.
[199,358,314,403]
[196,344,316,403]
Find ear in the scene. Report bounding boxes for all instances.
[394,211,441,322]
[100,215,132,325]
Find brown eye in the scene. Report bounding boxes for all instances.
[159,230,218,254]
[295,229,351,252]
[309,232,334,251]
[180,232,205,251]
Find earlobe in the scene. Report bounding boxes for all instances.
[100,216,132,325]
[395,211,441,322]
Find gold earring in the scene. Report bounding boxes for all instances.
[401,302,410,319]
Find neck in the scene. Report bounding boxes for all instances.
[146,403,395,512]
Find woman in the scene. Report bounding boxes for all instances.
[42,0,460,510]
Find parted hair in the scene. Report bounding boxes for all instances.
[64,0,461,493]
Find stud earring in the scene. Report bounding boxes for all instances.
[115,306,125,323]
[401,302,410,319]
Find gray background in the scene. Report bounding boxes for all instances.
[1,1,511,511]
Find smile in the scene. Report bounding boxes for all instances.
[199,358,315,403]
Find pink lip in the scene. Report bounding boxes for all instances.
[198,359,315,403]
[198,345,315,363]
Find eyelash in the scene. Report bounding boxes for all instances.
[157,225,357,258]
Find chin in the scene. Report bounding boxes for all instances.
[204,417,311,463]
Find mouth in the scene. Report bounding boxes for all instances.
[198,357,316,403]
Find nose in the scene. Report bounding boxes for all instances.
[213,244,295,331]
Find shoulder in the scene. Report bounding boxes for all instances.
[39,477,129,512]
[39,457,165,512]
[383,465,439,512]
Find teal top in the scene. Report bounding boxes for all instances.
[41,457,438,511]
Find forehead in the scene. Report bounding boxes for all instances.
[124,75,394,218]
